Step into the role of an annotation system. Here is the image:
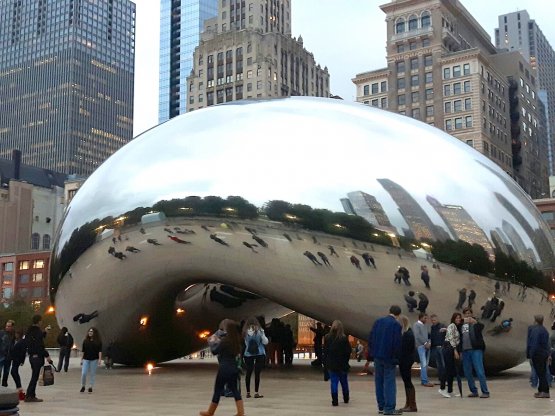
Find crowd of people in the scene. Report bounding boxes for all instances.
[0,314,103,403]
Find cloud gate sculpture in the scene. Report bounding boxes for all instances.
[51,97,555,372]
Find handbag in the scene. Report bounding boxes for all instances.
[42,364,55,386]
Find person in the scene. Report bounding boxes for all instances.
[398,315,417,412]
[404,291,417,313]
[309,322,325,367]
[282,324,295,367]
[399,267,411,286]
[367,305,403,415]
[456,288,467,310]
[429,314,447,394]
[417,292,429,313]
[527,315,551,398]
[9,330,26,400]
[0,320,15,386]
[56,327,74,373]
[200,319,244,416]
[323,320,351,406]
[413,312,433,387]
[242,317,268,399]
[25,314,54,403]
[467,289,477,309]
[267,318,283,369]
[442,312,462,398]
[80,327,102,393]
[460,308,490,398]
[420,265,430,289]
[355,340,364,362]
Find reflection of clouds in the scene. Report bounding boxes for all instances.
[55,97,553,268]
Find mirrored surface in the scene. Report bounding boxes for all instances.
[51,97,555,370]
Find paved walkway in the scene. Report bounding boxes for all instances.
[12,357,555,415]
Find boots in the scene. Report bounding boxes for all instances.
[234,399,245,416]
[199,402,218,416]
[343,390,349,404]
[331,392,339,406]
[400,386,417,412]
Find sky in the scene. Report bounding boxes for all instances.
[133,0,555,137]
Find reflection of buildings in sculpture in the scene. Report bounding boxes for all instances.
[495,192,554,269]
[501,220,535,266]
[490,228,513,258]
[343,191,397,233]
[426,196,494,256]
[377,178,438,241]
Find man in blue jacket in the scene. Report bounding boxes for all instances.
[368,305,402,415]
[527,314,551,398]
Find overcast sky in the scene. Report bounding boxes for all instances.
[133,0,555,137]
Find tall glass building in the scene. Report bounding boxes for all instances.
[0,0,136,176]
[158,0,217,122]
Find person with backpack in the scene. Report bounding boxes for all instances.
[56,327,74,372]
[25,314,54,403]
[242,317,268,399]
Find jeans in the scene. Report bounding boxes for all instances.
[462,349,489,395]
[81,359,99,387]
[211,368,241,404]
[430,346,446,388]
[329,371,349,396]
[530,359,552,387]
[1,357,10,387]
[374,358,397,412]
[26,356,44,398]
[531,354,550,394]
[10,359,22,389]
[417,345,430,384]
[244,354,265,393]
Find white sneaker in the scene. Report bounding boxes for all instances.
[439,389,451,398]
[454,393,461,397]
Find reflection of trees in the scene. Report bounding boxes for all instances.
[264,200,393,246]
[493,250,548,291]
[152,196,258,219]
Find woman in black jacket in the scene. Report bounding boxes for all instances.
[399,315,417,412]
[10,330,26,400]
[200,319,244,416]
[323,320,351,406]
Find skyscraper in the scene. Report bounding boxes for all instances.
[495,10,555,176]
[344,191,396,233]
[186,0,330,111]
[158,0,218,122]
[0,0,135,177]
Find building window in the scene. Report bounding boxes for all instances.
[32,273,43,282]
[398,94,406,106]
[411,75,419,87]
[371,99,379,107]
[465,98,472,110]
[425,72,433,84]
[31,233,40,250]
[411,91,419,103]
[453,82,461,94]
[443,68,451,79]
[371,83,379,94]
[464,81,471,93]
[32,287,43,298]
[410,57,419,70]
[397,78,406,89]
[33,260,45,269]
[444,85,451,96]
[425,88,433,100]
[409,41,417,50]
[380,81,387,93]
[421,11,431,28]
[465,116,473,127]
[381,97,388,108]
[426,105,434,117]
[397,44,405,53]
[395,18,405,34]
[424,55,432,67]
[412,108,421,119]
[453,65,461,77]
[19,274,29,284]
[396,61,405,73]
[408,15,418,31]
[453,100,462,112]
[455,117,463,129]
[363,85,369,95]
[445,119,453,131]
[422,38,430,47]
[19,261,30,270]
[444,102,452,113]
[2,262,13,272]
[466,139,473,147]
[463,63,470,76]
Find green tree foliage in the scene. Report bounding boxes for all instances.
[493,250,550,291]
[431,240,491,275]
[0,301,60,347]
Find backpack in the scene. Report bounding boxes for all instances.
[247,336,259,355]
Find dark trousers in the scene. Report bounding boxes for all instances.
[10,359,22,389]
[399,361,414,389]
[57,346,71,372]
[430,346,446,389]
[211,368,241,404]
[532,353,550,394]
[1,358,11,387]
[244,355,264,393]
[26,356,44,398]
[442,344,457,393]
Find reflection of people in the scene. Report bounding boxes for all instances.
[317,252,331,267]
[147,238,161,245]
[125,246,141,253]
[210,234,229,246]
[243,242,258,253]
[328,245,339,257]
[398,267,410,286]
[350,256,361,270]
[304,251,322,266]
[168,235,191,244]
[488,318,513,335]
[362,253,376,268]
[467,289,476,308]
[252,235,268,248]
[404,291,417,313]
[456,288,467,310]
[420,266,430,289]
[417,293,429,313]
[73,311,99,324]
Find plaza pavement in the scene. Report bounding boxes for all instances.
[12,357,555,415]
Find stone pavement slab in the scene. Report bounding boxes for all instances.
[11,357,555,415]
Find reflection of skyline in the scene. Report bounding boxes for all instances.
[377,178,439,241]
[501,220,535,266]
[343,191,397,233]
[426,196,494,256]
[490,228,517,259]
